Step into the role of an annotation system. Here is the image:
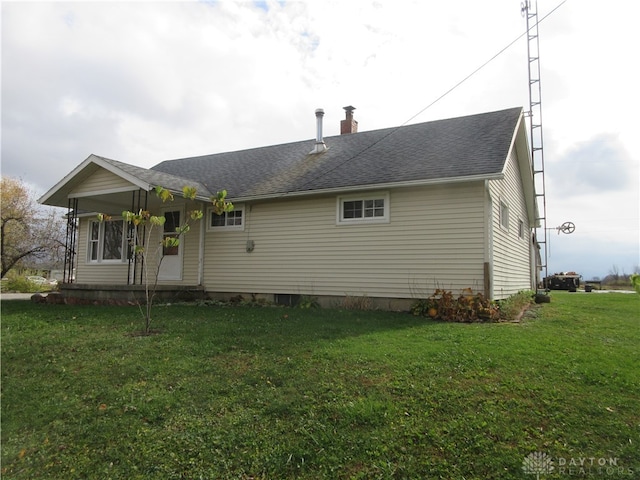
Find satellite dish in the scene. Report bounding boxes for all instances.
[557,221,575,234]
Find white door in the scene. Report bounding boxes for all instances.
[158,209,183,281]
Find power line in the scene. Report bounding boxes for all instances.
[291,0,567,194]
[402,0,567,126]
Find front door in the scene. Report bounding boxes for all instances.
[158,209,183,281]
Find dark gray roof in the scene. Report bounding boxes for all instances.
[152,107,523,200]
[96,156,209,194]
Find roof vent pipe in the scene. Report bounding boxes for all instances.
[310,108,328,154]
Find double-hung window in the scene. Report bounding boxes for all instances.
[337,193,389,224]
[88,219,125,262]
[207,205,244,231]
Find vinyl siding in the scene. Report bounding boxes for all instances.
[74,200,204,285]
[203,183,487,299]
[70,168,135,195]
[489,149,533,299]
[76,218,129,283]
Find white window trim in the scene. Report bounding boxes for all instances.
[336,192,390,225]
[499,200,510,231]
[206,204,245,232]
[518,218,525,239]
[87,218,127,263]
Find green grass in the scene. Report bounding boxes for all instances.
[2,292,639,479]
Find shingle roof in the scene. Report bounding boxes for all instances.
[151,107,523,200]
[95,156,210,194]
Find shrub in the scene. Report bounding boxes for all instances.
[410,298,436,317]
[6,277,45,293]
[297,295,320,309]
[496,290,536,321]
[411,288,500,322]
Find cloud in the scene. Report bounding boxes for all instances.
[1,0,638,280]
[548,134,637,195]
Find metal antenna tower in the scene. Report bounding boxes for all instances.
[522,0,548,289]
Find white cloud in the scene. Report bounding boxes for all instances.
[1,0,638,278]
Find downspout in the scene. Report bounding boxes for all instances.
[484,179,493,299]
[198,201,205,286]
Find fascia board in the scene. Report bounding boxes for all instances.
[38,155,96,205]
[511,113,538,225]
[228,173,503,203]
[38,154,152,205]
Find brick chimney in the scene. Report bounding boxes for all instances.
[340,105,358,134]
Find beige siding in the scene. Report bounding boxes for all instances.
[203,183,487,299]
[75,200,204,285]
[489,150,533,299]
[70,168,135,195]
[76,218,129,283]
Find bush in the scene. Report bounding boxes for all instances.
[297,295,320,309]
[411,288,499,322]
[5,277,44,293]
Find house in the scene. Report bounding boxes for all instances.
[39,106,538,308]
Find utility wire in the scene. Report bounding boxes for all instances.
[289,0,567,194]
[402,0,567,126]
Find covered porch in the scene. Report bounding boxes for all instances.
[39,154,211,291]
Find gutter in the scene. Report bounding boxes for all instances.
[226,172,505,204]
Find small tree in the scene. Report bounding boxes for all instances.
[1,176,66,278]
[101,186,232,334]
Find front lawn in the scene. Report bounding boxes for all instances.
[2,292,638,479]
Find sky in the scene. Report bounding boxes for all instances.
[1,0,638,281]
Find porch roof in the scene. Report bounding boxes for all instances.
[39,154,210,209]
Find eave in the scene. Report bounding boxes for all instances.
[228,172,505,204]
[38,154,154,208]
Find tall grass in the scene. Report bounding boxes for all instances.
[2,292,638,479]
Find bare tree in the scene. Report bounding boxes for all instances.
[1,177,66,278]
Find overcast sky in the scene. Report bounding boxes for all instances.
[2,0,638,280]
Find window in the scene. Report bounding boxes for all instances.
[163,210,180,256]
[207,205,244,231]
[338,193,389,224]
[89,222,100,261]
[500,201,509,230]
[88,219,125,262]
[518,219,525,239]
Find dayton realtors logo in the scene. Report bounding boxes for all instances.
[522,452,554,479]
[522,452,634,478]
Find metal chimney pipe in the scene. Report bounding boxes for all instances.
[310,108,328,154]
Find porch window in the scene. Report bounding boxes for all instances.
[337,193,389,224]
[88,219,125,262]
[207,205,244,231]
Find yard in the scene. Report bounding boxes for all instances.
[1,292,638,479]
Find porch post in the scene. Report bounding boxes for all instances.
[127,189,148,285]
[64,198,78,284]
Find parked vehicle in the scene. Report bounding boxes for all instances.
[26,276,58,287]
[543,272,581,291]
